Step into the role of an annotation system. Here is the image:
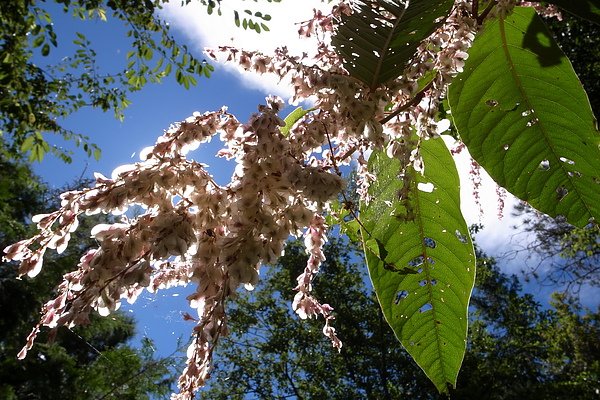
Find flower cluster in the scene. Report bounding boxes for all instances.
[4,96,348,399]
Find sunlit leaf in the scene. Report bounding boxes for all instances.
[29,143,46,162]
[448,7,600,227]
[281,106,315,136]
[20,136,35,152]
[360,138,475,393]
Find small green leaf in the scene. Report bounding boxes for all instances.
[20,136,35,152]
[281,106,315,136]
[41,43,50,56]
[29,143,46,162]
[33,35,45,48]
[144,47,153,61]
[127,75,139,86]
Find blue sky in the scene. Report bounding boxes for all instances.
[27,0,598,377]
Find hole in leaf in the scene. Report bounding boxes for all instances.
[537,159,550,171]
[417,268,423,274]
[394,290,408,305]
[427,257,435,265]
[424,237,436,248]
[503,144,509,151]
[455,229,468,244]
[417,182,434,192]
[556,185,568,201]
[567,171,582,178]
[408,256,424,267]
[521,109,532,117]
[420,303,433,313]
[559,157,575,165]
[485,99,498,107]
[419,279,437,287]
[526,118,538,126]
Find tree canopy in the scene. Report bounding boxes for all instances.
[509,202,600,291]
[202,237,600,399]
[0,0,222,163]
[3,1,600,398]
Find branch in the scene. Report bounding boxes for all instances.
[379,79,435,124]
[477,0,498,25]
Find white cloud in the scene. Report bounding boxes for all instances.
[160,0,331,97]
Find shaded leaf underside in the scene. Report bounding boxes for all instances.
[448,7,600,228]
[360,138,475,393]
[332,0,454,89]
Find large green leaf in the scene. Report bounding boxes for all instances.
[448,7,600,228]
[546,0,600,25]
[360,138,475,393]
[332,0,454,90]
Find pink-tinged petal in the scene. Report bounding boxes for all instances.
[3,240,31,261]
[17,326,40,360]
[19,249,45,278]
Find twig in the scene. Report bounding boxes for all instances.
[379,79,434,125]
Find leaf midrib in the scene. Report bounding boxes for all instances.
[498,15,588,214]
[411,168,449,385]
[369,4,408,91]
